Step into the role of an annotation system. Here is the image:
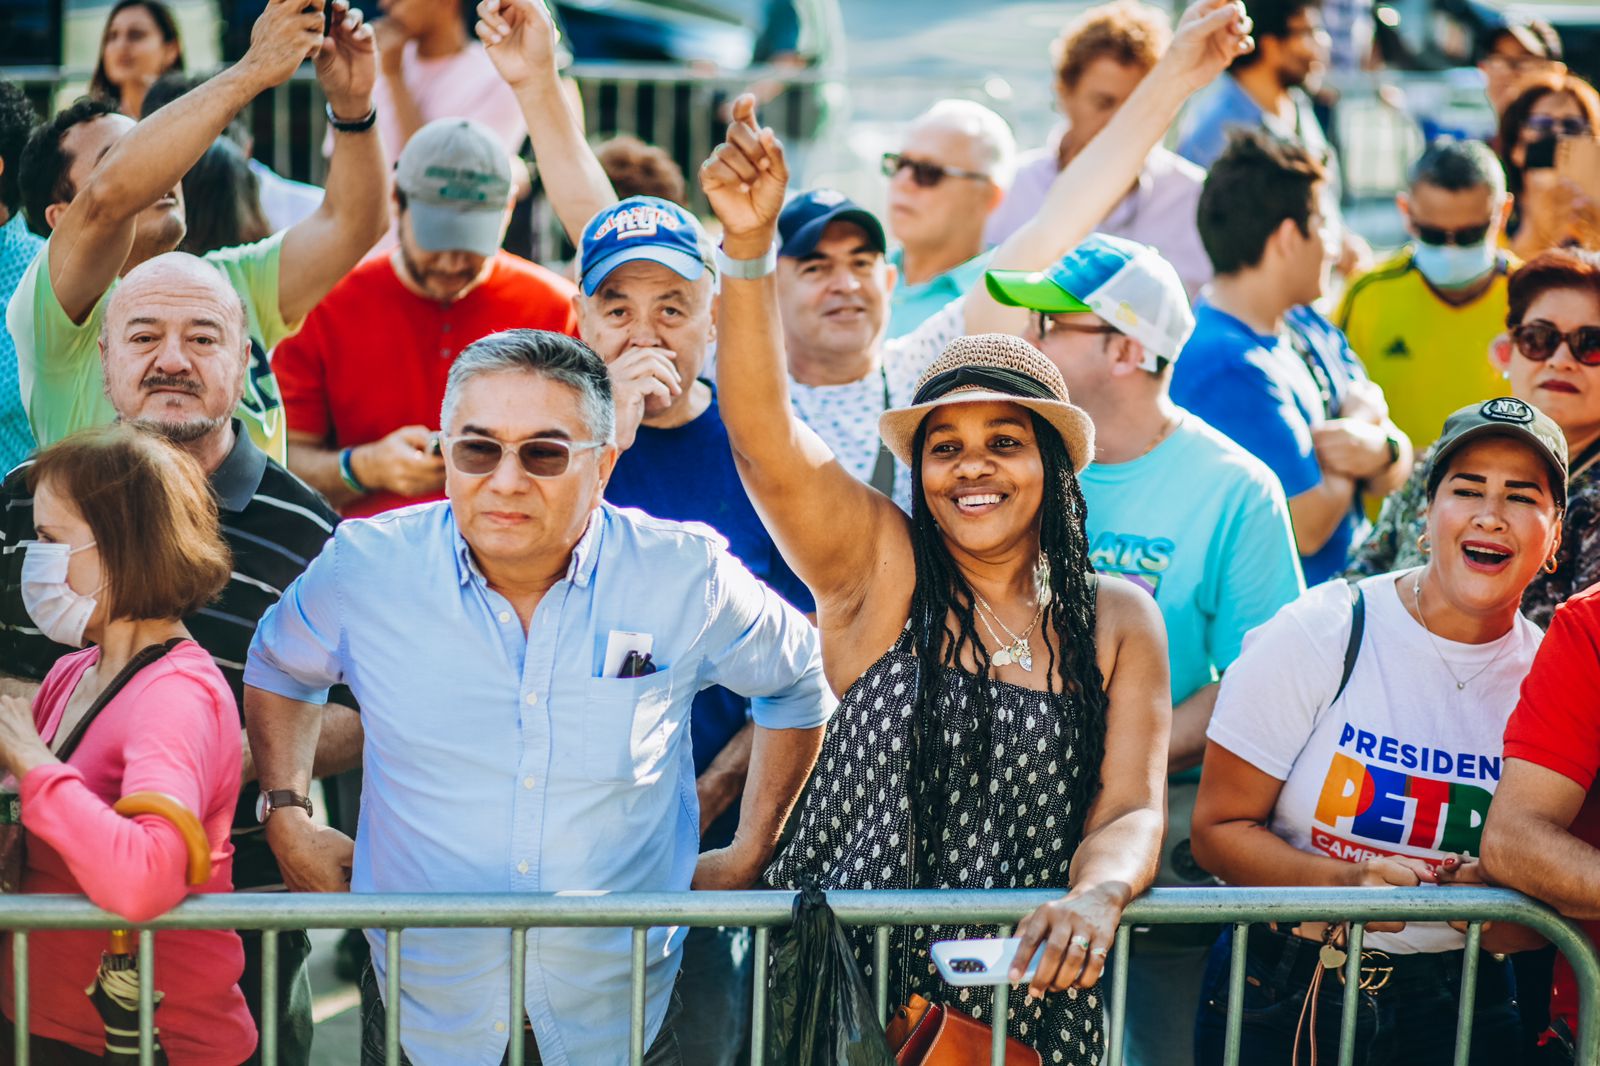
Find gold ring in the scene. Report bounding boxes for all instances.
[1090,946,1109,958]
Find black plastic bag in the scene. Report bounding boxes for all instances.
[765,880,897,1066]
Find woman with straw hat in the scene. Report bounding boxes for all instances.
[689,5,1253,1037]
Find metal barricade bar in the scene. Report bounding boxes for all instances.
[0,887,1591,1065]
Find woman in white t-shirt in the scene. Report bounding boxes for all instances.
[1190,397,1569,1066]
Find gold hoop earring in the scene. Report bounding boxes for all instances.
[1544,555,1560,574]
[1416,532,1431,555]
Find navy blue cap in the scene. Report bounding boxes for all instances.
[577,196,716,296]
[777,189,887,258]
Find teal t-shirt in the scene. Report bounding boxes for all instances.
[1080,412,1305,710]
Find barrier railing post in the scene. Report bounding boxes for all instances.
[137,929,155,1066]
[1336,923,1365,1066]
[990,923,1011,1066]
[629,927,646,1066]
[260,929,279,1066]
[1104,924,1131,1066]
[12,930,25,1066]
[1224,923,1248,1066]
[1452,922,1482,1066]
[384,929,402,1066]
[508,928,526,1066]
[874,925,890,1025]
[750,926,769,1066]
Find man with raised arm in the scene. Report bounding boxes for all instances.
[476,0,1256,509]
[9,0,387,463]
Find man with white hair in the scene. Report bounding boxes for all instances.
[882,98,1015,337]
[0,252,362,1065]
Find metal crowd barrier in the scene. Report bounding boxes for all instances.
[0,885,1594,1066]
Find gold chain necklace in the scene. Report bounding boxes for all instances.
[1411,572,1508,691]
[972,589,1045,671]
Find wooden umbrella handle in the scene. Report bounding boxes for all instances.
[113,792,211,887]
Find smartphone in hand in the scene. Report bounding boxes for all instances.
[930,937,1043,987]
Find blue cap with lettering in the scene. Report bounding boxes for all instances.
[577,196,716,296]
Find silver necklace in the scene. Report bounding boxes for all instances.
[972,589,1044,671]
[1411,573,1507,691]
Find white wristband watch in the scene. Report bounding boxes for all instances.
[715,244,778,281]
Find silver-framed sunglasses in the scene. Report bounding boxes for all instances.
[443,434,607,479]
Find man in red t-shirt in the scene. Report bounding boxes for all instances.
[275,117,577,518]
[1485,583,1600,1050]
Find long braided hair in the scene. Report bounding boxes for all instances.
[902,410,1108,883]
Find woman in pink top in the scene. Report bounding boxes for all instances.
[0,425,256,1065]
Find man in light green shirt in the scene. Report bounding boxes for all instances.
[8,0,389,463]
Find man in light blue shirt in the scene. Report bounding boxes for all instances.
[0,81,42,473]
[243,329,832,1066]
[989,233,1304,1066]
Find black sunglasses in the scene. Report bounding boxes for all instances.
[1524,114,1592,140]
[1414,222,1492,247]
[881,153,990,188]
[1512,320,1600,365]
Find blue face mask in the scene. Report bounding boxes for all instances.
[1413,240,1496,289]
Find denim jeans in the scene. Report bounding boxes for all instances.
[358,962,684,1066]
[1194,925,1521,1066]
[1120,932,1211,1066]
[674,926,751,1066]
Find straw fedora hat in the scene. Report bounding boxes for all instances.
[877,333,1096,473]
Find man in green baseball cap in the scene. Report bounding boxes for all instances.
[989,233,1305,1066]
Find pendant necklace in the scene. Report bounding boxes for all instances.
[1412,573,1507,691]
[972,590,1045,672]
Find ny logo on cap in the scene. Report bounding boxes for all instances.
[808,189,846,207]
[1481,397,1535,424]
[592,204,683,242]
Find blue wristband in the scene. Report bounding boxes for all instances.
[338,447,366,494]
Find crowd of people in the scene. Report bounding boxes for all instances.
[0,0,1597,1062]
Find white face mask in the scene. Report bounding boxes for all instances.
[20,540,101,648]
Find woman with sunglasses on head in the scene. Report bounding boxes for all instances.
[1495,76,1600,260]
[1192,397,1566,1065]
[1348,249,1600,629]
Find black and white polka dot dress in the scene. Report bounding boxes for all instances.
[767,637,1105,1065]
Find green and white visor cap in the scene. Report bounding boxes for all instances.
[986,232,1196,370]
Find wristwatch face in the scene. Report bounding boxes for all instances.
[254,791,270,824]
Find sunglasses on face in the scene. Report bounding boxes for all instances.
[444,434,606,479]
[1512,320,1600,365]
[1414,221,1492,247]
[881,153,990,188]
[1524,114,1591,140]
[1034,311,1119,341]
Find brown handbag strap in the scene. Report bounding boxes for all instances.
[54,638,187,763]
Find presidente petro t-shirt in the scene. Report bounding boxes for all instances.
[1335,246,1514,450]
[5,232,295,463]
[1079,412,1303,708]
[1208,571,1543,953]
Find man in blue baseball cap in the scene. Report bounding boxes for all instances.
[990,233,1305,1066]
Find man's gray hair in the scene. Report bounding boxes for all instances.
[910,99,1018,188]
[1410,139,1507,199]
[441,329,616,444]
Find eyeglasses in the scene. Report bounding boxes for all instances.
[1414,221,1492,247]
[444,434,607,478]
[1523,114,1591,140]
[1511,320,1600,365]
[1035,311,1119,341]
[881,153,991,188]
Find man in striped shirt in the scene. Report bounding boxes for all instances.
[0,253,359,1066]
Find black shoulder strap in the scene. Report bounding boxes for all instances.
[1333,582,1365,705]
[55,638,187,763]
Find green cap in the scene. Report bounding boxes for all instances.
[1426,397,1569,507]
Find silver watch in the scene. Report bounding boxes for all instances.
[714,244,778,281]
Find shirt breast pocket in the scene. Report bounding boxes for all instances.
[583,668,681,784]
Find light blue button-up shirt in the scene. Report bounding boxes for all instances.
[244,501,833,1066]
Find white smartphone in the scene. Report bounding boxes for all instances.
[930,937,1042,987]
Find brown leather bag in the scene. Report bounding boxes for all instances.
[884,994,1042,1066]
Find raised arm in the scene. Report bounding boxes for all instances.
[964,0,1253,336]
[702,97,908,621]
[276,3,388,324]
[48,0,323,325]
[477,0,616,242]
